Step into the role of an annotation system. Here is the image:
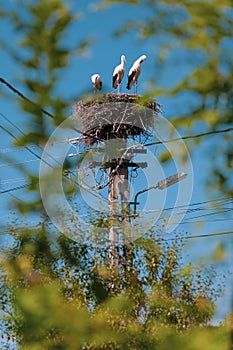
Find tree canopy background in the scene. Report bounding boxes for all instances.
[0,0,232,349]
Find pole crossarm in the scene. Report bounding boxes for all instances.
[89,161,147,169]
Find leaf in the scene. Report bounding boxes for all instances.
[211,242,227,262]
[159,150,172,163]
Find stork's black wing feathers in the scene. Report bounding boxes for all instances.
[112,74,118,89]
[126,69,136,90]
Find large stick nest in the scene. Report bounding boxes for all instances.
[72,93,160,145]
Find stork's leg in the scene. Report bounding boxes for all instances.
[119,83,122,94]
[135,80,138,95]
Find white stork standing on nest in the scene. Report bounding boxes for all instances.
[112,55,126,93]
[126,55,147,94]
[91,74,102,92]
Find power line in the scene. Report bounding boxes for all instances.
[0,113,82,199]
[0,116,83,207]
[0,177,26,184]
[0,183,24,203]
[0,111,63,168]
[144,127,233,147]
[0,77,55,119]
[0,155,67,168]
[140,196,233,214]
[0,112,67,169]
[180,207,233,221]
[157,208,233,225]
[0,124,55,169]
[0,142,67,155]
[1,160,233,217]
[0,184,29,194]
[140,201,233,225]
[166,217,233,225]
[0,204,232,242]
[0,146,27,154]
[162,230,233,242]
[158,204,233,217]
[0,77,103,143]
[0,114,64,199]
[0,158,40,168]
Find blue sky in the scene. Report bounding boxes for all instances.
[0,0,232,324]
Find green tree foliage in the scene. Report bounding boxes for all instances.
[99,0,233,196]
[0,0,88,213]
[0,1,231,349]
[0,225,227,349]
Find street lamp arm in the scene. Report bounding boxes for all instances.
[133,185,158,217]
[132,172,187,217]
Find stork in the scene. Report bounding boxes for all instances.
[126,55,147,94]
[91,74,102,92]
[112,55,126,93]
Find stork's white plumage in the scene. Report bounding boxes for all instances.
[91,74,102,91]
[112,55,126,91]
[126,55,147,93]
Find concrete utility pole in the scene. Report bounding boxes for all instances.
[108,157,130,269]
[106,137,130,270]
[107,147,149,284]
